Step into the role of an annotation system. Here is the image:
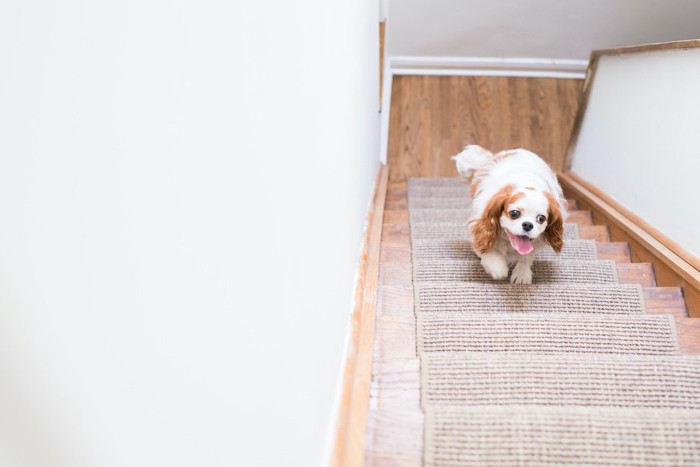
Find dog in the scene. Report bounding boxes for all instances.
[452,145,567,284]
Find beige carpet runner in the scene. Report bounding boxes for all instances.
[414,259,620,284]
[411,221,580,240]
[408,177,700,465]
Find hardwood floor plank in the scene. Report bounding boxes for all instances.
[370,358,421,407]
[382,210,408,225]
[387,76,582,183]
[378,262,413,287]
[579,225,610,242]
[567,210,592,225]
[596,242,631,263]
[616,263,656,287]
[643,287,687,317]
[381,223,410,245]
[379,244,411,264]
[677,318,700,354]
[365,408,423,467]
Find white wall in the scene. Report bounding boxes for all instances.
[570,47,700,258]
[388,0,700,60]
[0,1,378,466]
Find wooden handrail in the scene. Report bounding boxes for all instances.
[559,171,700,317]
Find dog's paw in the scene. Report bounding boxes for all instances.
[510,266,533,285]
[481,255,509,280]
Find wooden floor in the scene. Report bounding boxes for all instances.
[387,75,582,182]
[365,183,700,466]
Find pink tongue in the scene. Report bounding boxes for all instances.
[508,233,534,255]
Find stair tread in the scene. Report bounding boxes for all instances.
[379,261,660,289]
[414,283,646,315]
[381,240,629,263]
[414,259,620,285]
[386,208,593,225]
[418,312,678,355]
[426,405,700,466]
[405,220,581,240]
[384,222,610,244]
[412,238,599,262]
[678,317,700,354]
[422,353,700,409]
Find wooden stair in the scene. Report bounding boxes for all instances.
[364,182,700,466]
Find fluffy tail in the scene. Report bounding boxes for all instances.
[451,145,494,181]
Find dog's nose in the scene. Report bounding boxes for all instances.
[522,222,534,232]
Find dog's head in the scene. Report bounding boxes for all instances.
[471,185,565,255]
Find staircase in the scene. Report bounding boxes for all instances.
[365,177,700,465]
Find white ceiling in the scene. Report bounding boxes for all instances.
[387,0,700,60]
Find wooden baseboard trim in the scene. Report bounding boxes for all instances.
[330,164,389,466]
[560,171,700,317]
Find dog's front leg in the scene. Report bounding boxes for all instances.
[510,254,535,284]
[480,251,509,280]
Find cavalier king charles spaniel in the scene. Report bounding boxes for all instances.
[452,145,568,284]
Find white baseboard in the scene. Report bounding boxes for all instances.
[390,56,588,79]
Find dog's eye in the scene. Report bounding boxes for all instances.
[536,214,547,224]
[509,210,520,219]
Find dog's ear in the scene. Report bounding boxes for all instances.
[544,192,565,253]
[470,185,513,254]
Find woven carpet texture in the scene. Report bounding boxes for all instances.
[408,177,700,465]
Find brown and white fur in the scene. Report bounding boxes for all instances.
[452,145,567,284]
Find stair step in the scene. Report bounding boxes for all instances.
[396,196,581,211]
[422,353,700,409]
[379,261,662,290]
[678,317,700,354]
[412,239,598,262]
[578,224,610,241]
[567,210,593,225]
[379,284,684,320]
[413,259,619,285]
[418,313,678,355]
[644,287,687,316]
[405,221,582,241]
[391,208,594,225]
[595,241,630,263]
[382,223,611,250]
[405,178,464,187]
[406,183,572,204]
[373,286,691,363]
[388,186,579,208]
[414,283,646,315]
[381,240,628,265]
[425,405,700,466]
[617,262,656,286]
